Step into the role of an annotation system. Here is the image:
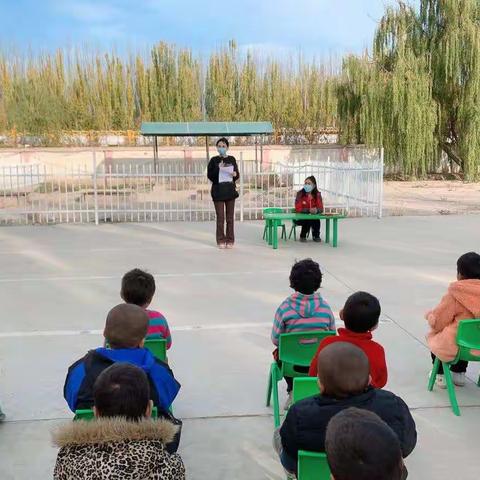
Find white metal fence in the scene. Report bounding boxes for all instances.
[0,148,383,225]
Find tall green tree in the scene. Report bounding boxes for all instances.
[338,0,480,178]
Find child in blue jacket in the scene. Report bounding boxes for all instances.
[64,304,180,417]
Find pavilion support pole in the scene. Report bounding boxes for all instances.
[260,135,264,171]
[205,136,210,161]
[153,136,159,174]
[255,136,258,171]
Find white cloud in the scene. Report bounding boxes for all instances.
[56,1,122,23]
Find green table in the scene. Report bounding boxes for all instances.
[264,212,346,249]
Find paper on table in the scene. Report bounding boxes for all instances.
[219,165,234,183]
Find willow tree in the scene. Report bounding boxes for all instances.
[338,0,480,178]
[420,0,480,178]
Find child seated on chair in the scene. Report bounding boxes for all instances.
[272,258,335,409]
[54,363,185,480]
[274,343,416,476]
[308,291,387,388]
[121,268,172,348]
[64,304,180,421]
[426,251,480,388]
[325,408,407,480]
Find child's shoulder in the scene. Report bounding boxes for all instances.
[146,309,167,320]
[313,292,332,307]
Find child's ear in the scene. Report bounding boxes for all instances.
[145,400,153,418]
[139,338,145,348]
[339,309,344,321]
[318,378,325,395]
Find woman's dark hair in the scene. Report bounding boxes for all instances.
[289,258,322,294]
[121,268,156,306]
[93,363,150,421]
[325,408,405,480]
[457,252,480,280]
[300,175,319,196]
[343,291,381,333]
[216,137,229,148]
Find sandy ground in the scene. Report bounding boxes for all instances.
[384,180,480,216]
[0,217,480,479]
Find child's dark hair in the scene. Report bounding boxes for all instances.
[289,258,322,295]
[93,363,150,421]
[342,291,381,333]
[457,252,480,280]
[121,268,155,306]
[216,137,229,148]
[318,343,370,398]
[325,408,404,480]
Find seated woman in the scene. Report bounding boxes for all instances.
[53,363,185,480]
[295,175,324,242]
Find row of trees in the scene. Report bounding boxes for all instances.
[0,41,337,136]
[1,1,479,178]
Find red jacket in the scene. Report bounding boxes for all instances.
[308,328,388,388]
[295,190,324,213]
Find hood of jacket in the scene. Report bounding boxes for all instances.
[52,418,181,479]
[52,417,178,448]
[94,347,156,374]
[287,292,323,318]
[448,279,480,317]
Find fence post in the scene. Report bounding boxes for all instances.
[378,147,384,219]
[92,150,99,225]
[239,151,244,222]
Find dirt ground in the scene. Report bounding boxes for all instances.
[384,180,480,216]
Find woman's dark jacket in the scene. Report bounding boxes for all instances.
[207,155,240,202]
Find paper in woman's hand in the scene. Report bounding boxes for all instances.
[219,165,234,183]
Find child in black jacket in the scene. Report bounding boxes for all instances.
[275,343,417,475]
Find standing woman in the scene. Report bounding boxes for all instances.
[294,175,324,242]
[207,138,240,249]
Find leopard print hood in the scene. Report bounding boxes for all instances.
[52,418,185,480]
[52,417,179,447]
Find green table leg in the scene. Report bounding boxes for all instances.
[273,220,279,249]
[332,218,338,247]
[264,219,270,243]
[268,219,273,246]
[325,218,330,244]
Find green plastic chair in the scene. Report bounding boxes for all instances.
[293,377,320,404]
[427,319,480,416]
[287,208,306,241]
[298,450,331,480]
[144,338,167,362]
[263,207,287,242]
[266,330,335,427]
[74,406,158,421]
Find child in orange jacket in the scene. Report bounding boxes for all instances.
[426,252,480,388]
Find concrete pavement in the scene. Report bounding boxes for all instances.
[0,215,480,478]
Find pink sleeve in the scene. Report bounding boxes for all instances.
[425,292,457,333]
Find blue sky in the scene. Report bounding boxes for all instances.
[1,0,411,57]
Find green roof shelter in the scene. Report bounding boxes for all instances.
[140,121,274,171]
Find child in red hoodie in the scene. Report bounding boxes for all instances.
[309,291,387,388]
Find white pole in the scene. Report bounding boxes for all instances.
[93,150,99,225]
[239,151,244,222]
[378,147,384,219]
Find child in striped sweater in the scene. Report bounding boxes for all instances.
[272,258,335,408]
[121,268,172,349]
